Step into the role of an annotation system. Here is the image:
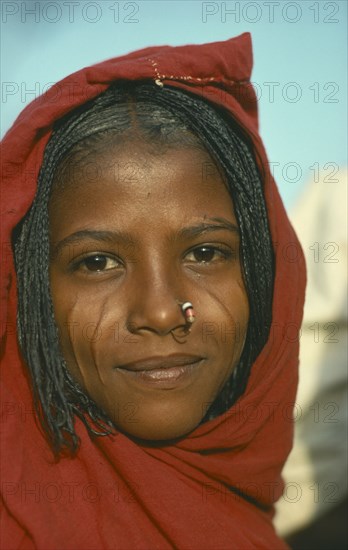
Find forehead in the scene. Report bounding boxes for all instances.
[49,142,237,234]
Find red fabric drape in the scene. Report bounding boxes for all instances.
[0,33,306,549]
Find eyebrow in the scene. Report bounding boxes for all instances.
[51,229,135,258]
[51,218,239,257]
[178,218,239,239]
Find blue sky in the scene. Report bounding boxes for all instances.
[1,0,347,208]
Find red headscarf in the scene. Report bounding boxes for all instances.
[0,33,305,549]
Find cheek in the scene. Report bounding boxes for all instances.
[224,280,249,342]
[198,280,249,404]
[50,280,113,389]
[199,273,249,352]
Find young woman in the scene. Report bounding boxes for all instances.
[1,33,305,549]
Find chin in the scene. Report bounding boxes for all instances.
[113,411,203,445]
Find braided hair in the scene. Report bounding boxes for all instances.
[13,82,274,454]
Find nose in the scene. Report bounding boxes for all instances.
[125,267,189,336]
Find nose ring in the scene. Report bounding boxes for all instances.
[181,302,195,325]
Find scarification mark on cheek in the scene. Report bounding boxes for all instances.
[64,296,105,390]
[65,299,89,389]
[89,296,110,387]
[203,284,249,362]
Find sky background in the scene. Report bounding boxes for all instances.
[1,0,347,209]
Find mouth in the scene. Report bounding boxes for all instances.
[116,354,204,372]
[114,354,205,389]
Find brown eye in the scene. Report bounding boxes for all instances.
[82,255,119,272]
[192,247,215,263]
[184,245,235,265]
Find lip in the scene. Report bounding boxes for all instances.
[115,354,204,372]
[114,354,205,389]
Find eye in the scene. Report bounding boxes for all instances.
[77,254,121,272]
[185,246,234,264]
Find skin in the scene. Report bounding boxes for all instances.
[49,141,249,442]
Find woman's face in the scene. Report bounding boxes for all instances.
[49,140,249,442]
